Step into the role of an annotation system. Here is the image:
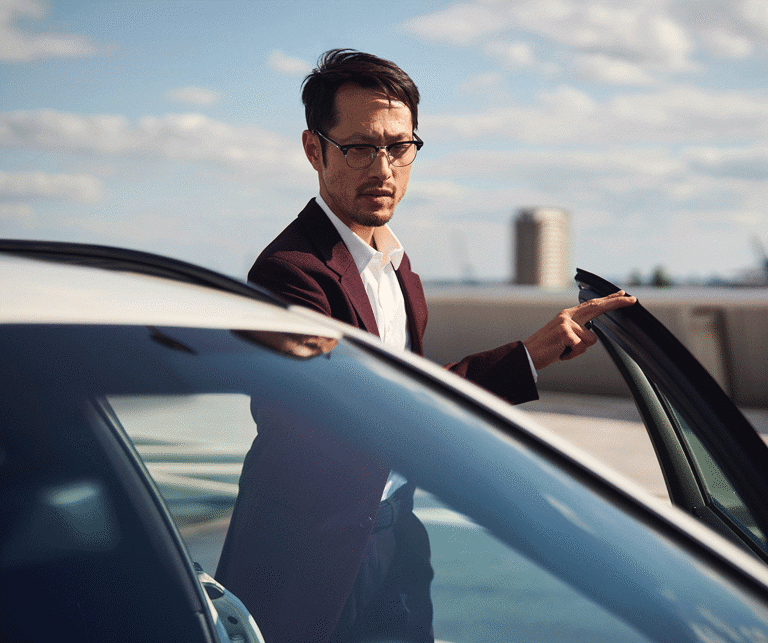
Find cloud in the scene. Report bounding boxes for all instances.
[0,109,311,177]
[402,0,768,89]
[402,2,511,46]
[404,1,698,74]
[458,72,519,105]
[484,40,535,68]
[407,179,469,203]
[0,202,36,226]
[424,83,768,144]
[575,54,654,85]
[685,146,768,181]
[267,50,311,75]
[538,2,696,71]
[0,0,101,62]
[0,171,101,203]
[675,1,763,57]
[165,86,221,106]
[700,28,753,58]
[539,85,596,113]
[738,0,768,38]
[417,142,768,224]
[422,146,685,190]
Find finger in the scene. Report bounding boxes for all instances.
[559,323,598,360]
[572,291,636,325]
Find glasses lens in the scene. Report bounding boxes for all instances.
[344,143,418,169]
[345,146,374,169]
[388,143,417,167]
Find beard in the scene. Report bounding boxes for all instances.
[346,206,394,228]
[319,164,408,232]
[322,183,399,230]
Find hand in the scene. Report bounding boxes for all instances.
[523,291,637,371]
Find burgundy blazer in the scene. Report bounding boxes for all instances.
[216,199,538,643]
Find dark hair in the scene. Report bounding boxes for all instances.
[301,49,420,135]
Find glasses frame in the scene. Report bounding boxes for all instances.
[313,130,424,169]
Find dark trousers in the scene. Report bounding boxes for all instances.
[331,486,434,643]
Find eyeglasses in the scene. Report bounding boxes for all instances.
[314,130,424,169]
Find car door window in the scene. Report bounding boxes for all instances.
[596,327,768,557]
[0,368,216,642]
[103,393,651,641]
[658,390,768,554]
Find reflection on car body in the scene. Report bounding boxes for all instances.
[3,241,768,642]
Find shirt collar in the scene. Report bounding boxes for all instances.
[315,195,404,274]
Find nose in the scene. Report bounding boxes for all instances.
[368,148,393,178]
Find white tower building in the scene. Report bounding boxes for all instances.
[514,207,571,289]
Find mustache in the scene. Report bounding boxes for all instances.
[357,183,395,197]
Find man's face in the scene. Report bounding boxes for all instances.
[303,84,414,237]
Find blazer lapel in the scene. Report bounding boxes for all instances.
[330,242,381,336]
[300,201,380,336]
[396,255,427,356]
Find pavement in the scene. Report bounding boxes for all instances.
[523,391,768,502]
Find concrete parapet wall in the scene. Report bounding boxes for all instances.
[423,285,768,408]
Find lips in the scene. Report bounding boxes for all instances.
[359,187,394,199]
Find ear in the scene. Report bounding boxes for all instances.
[302,130,324,172]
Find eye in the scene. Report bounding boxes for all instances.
[388,143,412,158]
[346,145,374,155]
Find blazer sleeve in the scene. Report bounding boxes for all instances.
[445,341,539,406]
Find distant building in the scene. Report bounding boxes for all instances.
[514,207,570,289]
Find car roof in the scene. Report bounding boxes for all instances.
[0,241,339,336]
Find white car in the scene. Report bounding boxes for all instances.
[3,240,768,643]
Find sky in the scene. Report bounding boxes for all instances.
[3,0,768,285]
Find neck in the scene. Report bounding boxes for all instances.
[327,205,376,246]
[316,193,377,246]
[352,224,375,247]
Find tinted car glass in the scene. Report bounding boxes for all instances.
[104,396,654,641]
[5,322,768,642]
[665,397,767,550]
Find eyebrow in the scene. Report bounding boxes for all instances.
[340,134,414,145]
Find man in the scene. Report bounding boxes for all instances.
[217,49,636,643]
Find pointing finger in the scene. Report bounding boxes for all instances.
[571,290,636,325]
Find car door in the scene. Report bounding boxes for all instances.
[576,268,768,562]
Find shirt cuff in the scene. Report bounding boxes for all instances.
[523,345,538,383]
